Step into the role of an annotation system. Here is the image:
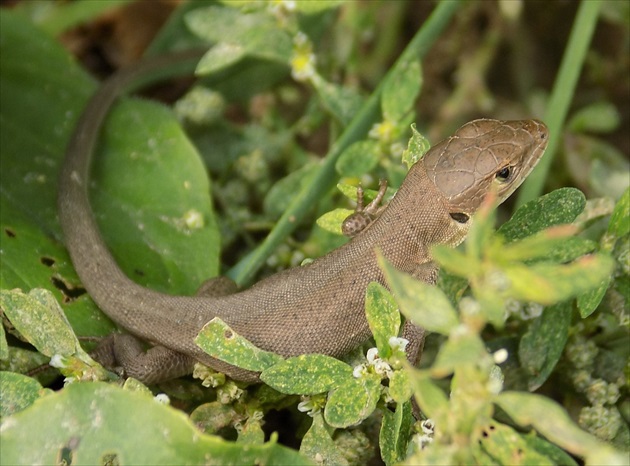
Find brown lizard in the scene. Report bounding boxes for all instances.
[58,50,548,384]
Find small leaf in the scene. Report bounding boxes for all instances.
[1,289,81,357]
[379,255,460,335]
[315,209,353,236]
[0,371,51,418]
[379,401,413,466]
[195,318,283,372]
[401,123,431,169]
[518,301,572,390]
[388,369,412,404]
[567,101,620,134]
[576,274,611,318]
[496,391,625,464]
[474,420,554,465]
[521,432,579,466]
[260,354,353,395]
[431,332,487,378]
[300,413,348,466]
[185,6,292,66]
[503,254,615,304]
[431,245,482,279]
[311,74,364,125]
[365,283,400,358]
[608,187,629,238]
[197,43,246,75]
[324,373,381,428]
[335,139,380,177]
[292,1,345,13]
[382,59,422,122]
[409,372,448,419]
[496,226,592,263]
[499,188,586,242]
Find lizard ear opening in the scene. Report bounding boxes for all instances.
[450,212,469,224]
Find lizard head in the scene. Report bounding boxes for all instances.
[422,119,548,224]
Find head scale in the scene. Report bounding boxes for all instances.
[422,119,548,220]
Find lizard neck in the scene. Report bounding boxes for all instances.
[366,161,468,267]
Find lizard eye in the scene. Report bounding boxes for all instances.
[495,166,512,182]
[450,212,469,224]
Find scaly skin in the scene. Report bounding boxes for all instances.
[58,51,548,383]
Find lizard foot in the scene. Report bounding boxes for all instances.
[341,179,388,237]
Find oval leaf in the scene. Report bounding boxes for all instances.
[260,354,353,395]
[379,255,459,335]
[195,318,283,372]
[365,282,400,358]
[324,374,381,428]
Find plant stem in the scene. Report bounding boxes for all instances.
[515,0,602,208]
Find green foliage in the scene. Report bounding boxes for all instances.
[1,0,628,464]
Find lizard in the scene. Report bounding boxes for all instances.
[58,49,548,384]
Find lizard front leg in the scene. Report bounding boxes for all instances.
[341,180,388,237]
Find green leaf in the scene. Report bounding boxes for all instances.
[521,433,579,466]
[382,59,422,122]
[324,373,381,428]
[185,5,292,69]
[0,382,311,465]
[335,139,380,177]
[292,0,345,13]
[94,99,220,295]
[431,332,487,378]
[197,43,246,75]
[365,283,400,358]
[264,162,319,218]
[567,101,620,134]
[499,188,586,242]
[195,318,283,372]
[15,0,133,36]
[502,254,615,305]
[260,354,353,395]
[474,420,554,465]
[431,245,482,278]
[311,74,365,125]
[379,401,413,466]
[0,371,52,418]
[608,187,630,238]
[1,289,82,358]
[300,413,348,466]
[496,392,626,465]
[401,123,431,169]
[409,372,448,419]
[316,208,354,235]
[496,226,595,263]
[576,271,612,318]
[518,301,572,391]
[379,255,459,335]
[389,369,412,404]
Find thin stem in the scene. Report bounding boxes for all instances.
[515,0,602,208]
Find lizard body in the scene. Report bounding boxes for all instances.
[58,51,548,383]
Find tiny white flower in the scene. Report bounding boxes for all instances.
[297,397,320,416]
[353,363,368,378]
[493,348,508,364]
[388,336,409,352]
[373,358,393,377]
[49,354,65,368]
[154,393,170,405]
[366,347,379,364]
